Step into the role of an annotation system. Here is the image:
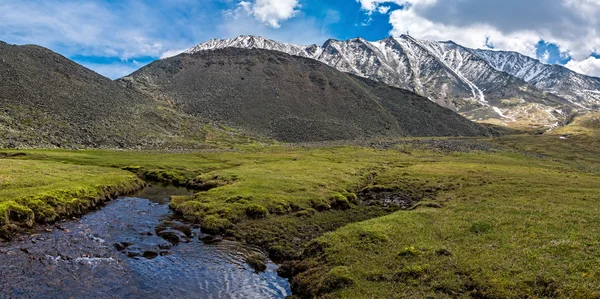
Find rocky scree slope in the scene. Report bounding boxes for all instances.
[120,48,490,142]
[189,35,598,128]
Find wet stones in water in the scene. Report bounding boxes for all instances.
[156,220,194,244]
[200,235,223,244]
[114,242,134,251]
[157,229,189,244]
[142,251,159,259]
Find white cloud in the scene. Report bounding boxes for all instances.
[378,6,391,14]
[388,7,541,57]
[356,0,436,13]
[220,4,328,46]
[539,50,551,63]
[238,0,300,28]
[0,0,178,79]
[565,56,600,77]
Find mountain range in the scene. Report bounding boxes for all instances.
[191,35,600,128]
[0,40,490,148]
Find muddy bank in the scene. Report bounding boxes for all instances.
[0,184,290,298]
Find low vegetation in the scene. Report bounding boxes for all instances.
[0,157,144,239]
[2,118,600,297]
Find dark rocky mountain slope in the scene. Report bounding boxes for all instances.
[120,48,490,142]
[0,41,209,148]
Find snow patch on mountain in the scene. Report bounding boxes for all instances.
[186,35,600,126]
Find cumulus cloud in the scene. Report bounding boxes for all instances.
[565,57,600,77]
[238,0,300,28]
[540,50,551,64]
[220,3,328,46]
[378,6,391,14]
[356,0,435,12]
[388,8,542,57]
[364,0,600,76]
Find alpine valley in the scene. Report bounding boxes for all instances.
[3,33,600,299]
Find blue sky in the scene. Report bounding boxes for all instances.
[0,0,598,78]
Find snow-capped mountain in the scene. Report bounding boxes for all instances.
[473,49,600,108]
[186,35,600,127]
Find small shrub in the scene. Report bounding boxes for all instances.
[245,204,268,219]
[320,266,355,293]
[470,221,493,234]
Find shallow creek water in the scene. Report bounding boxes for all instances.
[0,184,291,299]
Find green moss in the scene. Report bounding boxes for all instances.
[245,252,267,272]
[121,165,141,172]
[144,169,187,185]
[0,201,34,227]
[398,246,421,258]
[470,221,493,234]
[342,191,359,205]
[329,193,351,210]
[0,159,144,234]
[358,230,389,245]
[320,266,355,293]
[267,199,291,215]
[245,204,269,219]
[294,209,317,218]
[201,215,233,234]
[311,198,331,211]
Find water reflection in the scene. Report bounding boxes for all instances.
[0,184,291,299]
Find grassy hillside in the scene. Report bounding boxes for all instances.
[0,42,268,149]
[2,134,600,297]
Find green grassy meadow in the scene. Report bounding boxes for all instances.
[1,112,600,297]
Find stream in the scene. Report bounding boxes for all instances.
[0,184,291,299]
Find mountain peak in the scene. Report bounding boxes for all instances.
[182,34,600,122]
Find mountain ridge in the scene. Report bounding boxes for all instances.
[120,47,491,141]
[187,35,599,128]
